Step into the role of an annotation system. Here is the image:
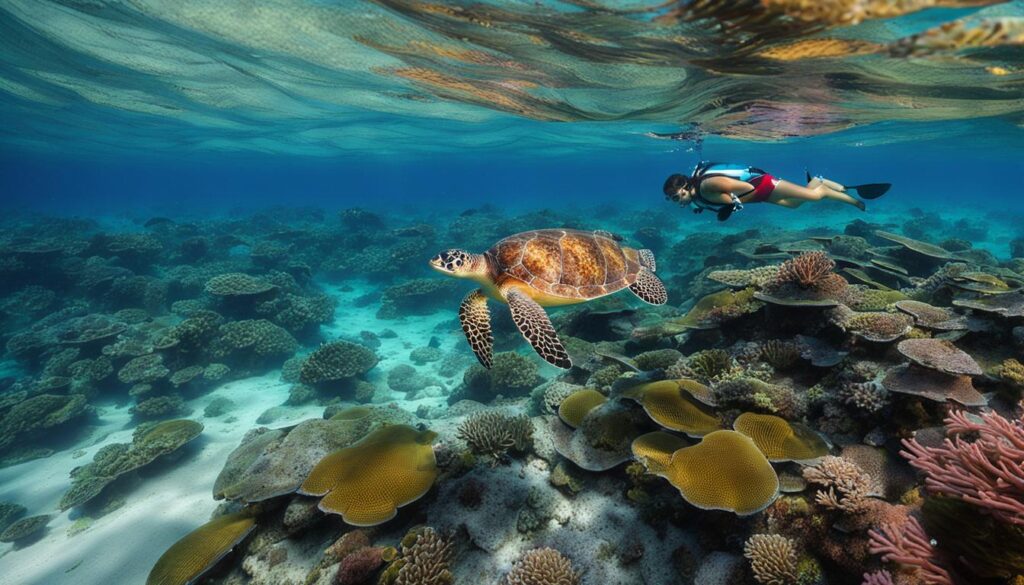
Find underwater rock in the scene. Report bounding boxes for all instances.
[299,424,438,526]
[146,509,256,585]
[216,417,373,503]
[548,400,642,472]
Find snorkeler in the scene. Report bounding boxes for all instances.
[662,162,890,221]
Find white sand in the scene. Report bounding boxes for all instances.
[0,373,321,585]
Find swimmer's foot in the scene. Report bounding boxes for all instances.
[854,199,867,212]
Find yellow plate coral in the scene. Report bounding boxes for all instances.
[733,412,829,463]
[631,431,689,475]
[661,430,779,516]
[147,509,256,585]
[299,424,438,526]
[621,380,721,437]
[557,388,607,429]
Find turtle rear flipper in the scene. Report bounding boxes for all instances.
[503,286,571,369]
[459,289,493,368]
[630,268,668,305]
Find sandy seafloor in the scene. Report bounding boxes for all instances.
[0,198,1020,585]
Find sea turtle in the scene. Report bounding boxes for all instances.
[430,228,667,369]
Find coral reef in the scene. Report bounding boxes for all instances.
[394,527,453,585]
[803,456,873,514]
[299,340,379,384]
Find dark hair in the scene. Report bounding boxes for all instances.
[663,173,690,197]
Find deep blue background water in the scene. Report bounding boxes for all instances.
[2,121,1021,218]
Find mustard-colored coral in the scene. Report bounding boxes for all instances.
[631,431,688,475]
[299,425,438,526]
[557,388,607,429]
[622,380,722,437]
[733,412,829,463]
[999,358,1024,389]
[146,509,256,585]
[661,430,780,516]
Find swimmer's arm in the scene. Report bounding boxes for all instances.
[701,177,756,204]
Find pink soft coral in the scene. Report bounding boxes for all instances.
[900,404,1024,526]
[868,516,952,585]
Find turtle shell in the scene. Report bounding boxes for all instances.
[487,229,642,299]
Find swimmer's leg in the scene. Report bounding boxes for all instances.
[773,180,864,210]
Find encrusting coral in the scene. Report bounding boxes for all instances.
[743,534,798,585]
[504,547,581,585]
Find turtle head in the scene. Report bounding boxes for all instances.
[429,249,485,278]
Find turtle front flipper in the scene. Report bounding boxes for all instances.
[459,289,494,368]
[629,268,668,305]
[503,286,572,369]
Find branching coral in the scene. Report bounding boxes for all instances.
[759,340,801,370]
[743,534,798,585]
[394,527,453,585]
[861,570,895,585]
[868,516,953,585]
[682,349,734,383]
[901,406,1024,526]
[457,411,533,459]
[777,251,836,288]
[802,456,873,514]
[505,547,581,585]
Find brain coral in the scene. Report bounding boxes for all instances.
[300,340,379,384]
[204,273,277,297]
[505,547,581,585]
[733,412,829,463]
[146,509,256,585]
[661,430,779,516]
[299,425,438,526]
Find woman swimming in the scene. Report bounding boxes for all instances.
[662,162,890,221]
